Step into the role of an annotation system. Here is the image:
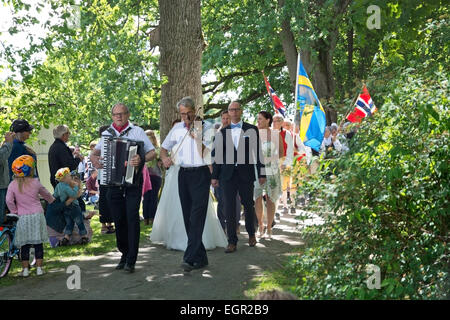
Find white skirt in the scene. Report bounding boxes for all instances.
[150,165,227,251]
[13,212,49,248]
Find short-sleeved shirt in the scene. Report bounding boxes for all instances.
[161,121,213,167]
[95,122,155,154]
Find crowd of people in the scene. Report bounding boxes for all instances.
[0,98,356,277]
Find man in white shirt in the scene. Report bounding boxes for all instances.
[160,96,211,272]
[90,103,156,273]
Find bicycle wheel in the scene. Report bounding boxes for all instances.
[0,230,13,278]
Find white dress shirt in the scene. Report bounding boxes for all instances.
[162,122,210,167]
[230,120,243,150]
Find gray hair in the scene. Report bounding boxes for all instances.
[228,101,241,109]
[111,103,130,115]
[177,96,196,111]
[330,123,338,133]
[273,114,284,120]
[53,125,70,139]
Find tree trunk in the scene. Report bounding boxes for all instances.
[277,0,298,90]
[347,24,354,89]
[158,0,203,141]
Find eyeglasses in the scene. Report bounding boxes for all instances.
[112,112,129,117]
[228,108,240,112]
[180,112,194,117]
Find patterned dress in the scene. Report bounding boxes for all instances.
[254,139,282,202]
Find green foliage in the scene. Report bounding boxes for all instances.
[1,0,160,147]
[289,17,449,299]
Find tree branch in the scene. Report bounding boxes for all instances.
[203,89,267,119]
[202,61,286,92]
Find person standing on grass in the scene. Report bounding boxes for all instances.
[6,155,55,277]
[0,131,14,224]
[142,130,163,225]
[8,119,38,180]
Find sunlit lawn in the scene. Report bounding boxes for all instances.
[0,205,152,288]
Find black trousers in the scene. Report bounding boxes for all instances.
[107,186,141,265]
[214,185,241,231]
[178,166,210,265]
[99,185,113,224]
[222,169,257,245]
[142,175,162,220]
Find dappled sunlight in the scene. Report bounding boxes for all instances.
[270,234,304,246]
[145,275,156,282]
[201,270,213,278]
[98,272,113,278]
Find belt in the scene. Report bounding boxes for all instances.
[179,165,208,172]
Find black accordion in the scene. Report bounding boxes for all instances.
[99,136,144,186]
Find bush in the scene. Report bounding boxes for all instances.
[289,63,449,299]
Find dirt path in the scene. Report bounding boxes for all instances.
[0,210,321,300]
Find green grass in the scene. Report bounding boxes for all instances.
[244,252,302,299]
[0,205,152,288]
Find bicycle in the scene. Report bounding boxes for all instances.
[0,213,21,278]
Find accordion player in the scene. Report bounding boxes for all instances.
[99,135,145,186]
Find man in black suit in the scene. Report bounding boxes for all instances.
[48,125,84,189]
[211,101,266,253]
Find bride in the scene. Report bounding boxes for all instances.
[149,141,227,251]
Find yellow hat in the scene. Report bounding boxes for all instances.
[55,167,71,181]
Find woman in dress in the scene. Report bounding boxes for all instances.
[149,122,227,251]
[254,111,283,239]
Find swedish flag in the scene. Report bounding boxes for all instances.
[296,57,326,152]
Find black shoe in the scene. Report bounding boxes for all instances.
[59,237,70,246]
[115,261,126,270]
[124,263,135,273]
[181,262,194,272]
[192,261,208,270]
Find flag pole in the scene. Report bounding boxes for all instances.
[294,52,300,112]
[294,52,300,128]
[262,70,275,114]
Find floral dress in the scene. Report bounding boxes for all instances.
[254,140,282,202]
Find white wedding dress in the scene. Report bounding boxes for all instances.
[149,154,227,251]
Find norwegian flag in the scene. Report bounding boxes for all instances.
[263,73,286,117]
[346,85,377,123]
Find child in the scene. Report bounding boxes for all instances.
[54,167,89,245]
[6,155,55,277]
